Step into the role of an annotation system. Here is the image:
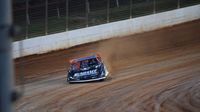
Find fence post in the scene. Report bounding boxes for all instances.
[130,0,132,19]
[153,0,156,14]
[86,0,89,27]
[66,0,69,31]
[45,0,48,35]
[178,0,180,8]
[26,0,29,38]
[107,0,110,23]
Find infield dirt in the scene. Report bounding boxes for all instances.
[15,20,200,112]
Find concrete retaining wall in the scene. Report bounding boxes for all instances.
[12,5,200,59]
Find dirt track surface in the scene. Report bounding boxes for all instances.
[14,20,200,112]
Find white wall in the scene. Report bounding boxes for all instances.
[13,5,200,59]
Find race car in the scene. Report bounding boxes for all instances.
[67,54,109,83]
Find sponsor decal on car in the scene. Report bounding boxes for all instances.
[74,69,97,77]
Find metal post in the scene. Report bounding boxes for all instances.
[130,0,132,19]
[107,0,110,23]
[45,0,48,35]
[177,0,180,8]
[66,0,69,31]
[86,0,89,27]
[0,0,13,112]
[116,0,119,7]
[88,0,90,13]
[26,0,29,38]
[57,7,60,18]
[153,0,156,14]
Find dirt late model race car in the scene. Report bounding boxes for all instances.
[67,54,109,83]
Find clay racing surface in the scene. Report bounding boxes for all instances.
[14,20,200,112]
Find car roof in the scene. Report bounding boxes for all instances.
[77,55,96,61]
[70,54,99,64]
